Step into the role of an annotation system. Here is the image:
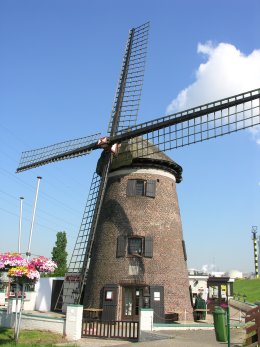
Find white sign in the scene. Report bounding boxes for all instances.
[154,292,160,301]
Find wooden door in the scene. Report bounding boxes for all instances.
[122,286,143,321]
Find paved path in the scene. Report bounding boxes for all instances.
[51,305,245,347]
[73,327,245,346]
[71,307,246,347]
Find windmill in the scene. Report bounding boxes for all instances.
[17,22,260,322]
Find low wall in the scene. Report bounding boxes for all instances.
[35,277,63,311]
[20,313,65,335]
[24,292,37,311]
[0,309,65,335]
[0,304,83,341]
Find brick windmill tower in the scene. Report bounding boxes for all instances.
[17,22,260,322]
[84,139,192,321]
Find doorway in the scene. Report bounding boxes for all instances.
[122,286,143,320]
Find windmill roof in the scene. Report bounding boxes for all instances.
[97,137,182,183]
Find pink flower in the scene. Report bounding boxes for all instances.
[1,253,57,283]
[0,253,28,271]
[30,256,57,273]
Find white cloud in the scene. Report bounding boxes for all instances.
[166,42,260,143]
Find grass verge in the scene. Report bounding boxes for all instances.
[234,278,260,304]
[0,328,69,346]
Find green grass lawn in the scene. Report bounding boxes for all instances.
[0,328,69,346]
[233,278,260,304]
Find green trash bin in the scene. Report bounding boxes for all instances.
[212,306,227,342]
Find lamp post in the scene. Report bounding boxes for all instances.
[16,177,42,342]
[26,176,42,259]
[18,197,24,253]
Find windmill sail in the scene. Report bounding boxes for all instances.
[17,88,260,174]
[17,133,100,172]
[56,22,150,310]
[107,22,149,135]
[16,21,260,313]
[58,172,102,309]
[111,88,260,158]
[17,23,150,174]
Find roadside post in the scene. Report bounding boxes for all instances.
[227,304,230,347]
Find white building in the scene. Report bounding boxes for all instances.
[188,270,209,305]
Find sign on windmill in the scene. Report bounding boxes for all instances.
[17,22,260,322]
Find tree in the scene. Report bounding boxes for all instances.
[51,231,68,276]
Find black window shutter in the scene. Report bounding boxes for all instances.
[182,240,187,261]
[126,180,136,196]
[144,236,153,258]
[146,180,156,198]
[116,236,126,257]
[135,180,145,196]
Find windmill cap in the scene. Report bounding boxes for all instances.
[96,137,183,183]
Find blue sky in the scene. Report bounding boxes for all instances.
[0,0,260,273]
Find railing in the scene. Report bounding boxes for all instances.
[233,292,248,302]
[245,306,260,346]
[82,319,139,340]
